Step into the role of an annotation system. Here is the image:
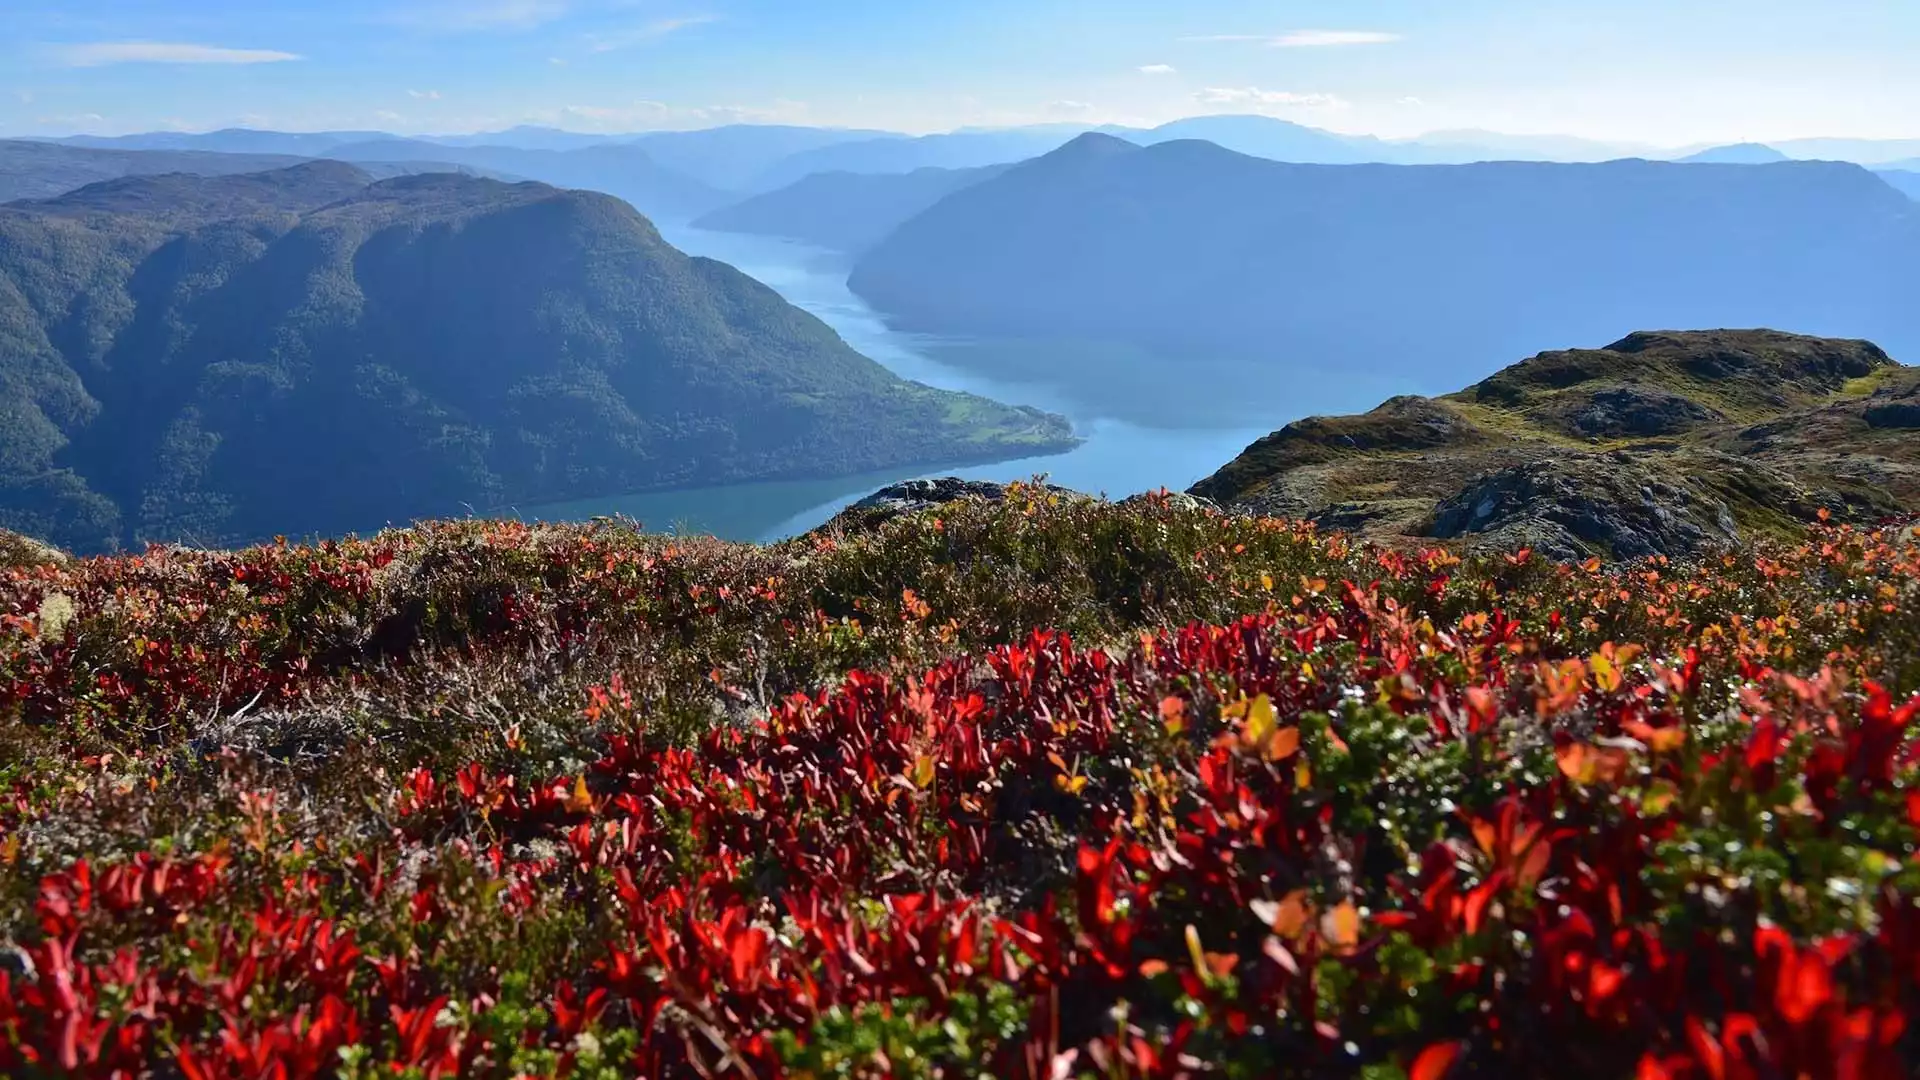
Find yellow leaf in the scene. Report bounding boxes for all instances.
[1240,694,1278,748]
[1054,773,1089,796]
[1641,779,1679,816]
[1295,759,1313,788]
[1185,924,1208,974]
[912,754,936,789]
[566,776,593,813]
[1261,572,1275,592]
[1590,650,1620,693]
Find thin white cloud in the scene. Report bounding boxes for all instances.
[58,42,303,67]
[1197,87,1346,108]
[376,109,406,123]
[1271,30,1401,47]
[1138,64,1177,76]
[548,57,569,66]
[408,89,442,100]
[392,0,570,32]
[36,112,106,126]
[1397,96,1428,107]
[1049,100,1096,113]
[1183,30,1401,48]
[588,15,719,51]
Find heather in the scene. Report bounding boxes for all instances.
[2,490,1919,1078]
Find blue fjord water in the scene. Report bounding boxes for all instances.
[524,225,1277,542]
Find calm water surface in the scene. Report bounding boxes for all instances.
[526,225,1278,541]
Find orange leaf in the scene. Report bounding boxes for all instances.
[1410,1040,1465,1080]
[1321,900,1360,949]
[1138,959,1170,978]
[1267,726,1301,761]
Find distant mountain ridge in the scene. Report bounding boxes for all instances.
[844,135,1918,424]
[1676,143,1789,164]
[0,165,1074,552]
[1191,329,1920,560]
[693,163,1013,253]
[0,139,497,204]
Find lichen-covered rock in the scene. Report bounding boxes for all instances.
[1118,489,1221,514]
[820,477,1087,533]
[1425,454,1741,562]
[0,529,70,570]
[1558,386,1723,438]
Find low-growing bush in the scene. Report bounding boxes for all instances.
[2,491,1918,1077]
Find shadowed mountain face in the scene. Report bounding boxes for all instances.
[847,136,1919,424]
[1192,329,1920,560]
[0,165,1075,552]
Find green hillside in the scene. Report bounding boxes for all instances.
[0,164,1076,552]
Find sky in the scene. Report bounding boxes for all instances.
[2,0,1917,146]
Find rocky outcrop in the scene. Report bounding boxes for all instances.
[819,478,1086,533]
[1425,454,1742,561]
[1556,386,1723,439]
[1192,330,1920,562]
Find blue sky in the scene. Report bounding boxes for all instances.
[2,0,1915,144]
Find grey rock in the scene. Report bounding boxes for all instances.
[1865,401,1920,429]
[1564,385,1722,439]
[820,477,1087,533]
[1426,454,1739,562]
[1118,489,1221,514]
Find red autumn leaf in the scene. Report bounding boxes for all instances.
[1410,1040,1465,1080]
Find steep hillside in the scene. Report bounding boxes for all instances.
[1880,168,1920,200]
[0,165,1075,553]
[849,137,1918,423]
[693,163,1011,252]
[1192,329,1920,559]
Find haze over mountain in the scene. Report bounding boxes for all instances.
[847,135,1917,424]
[693,163,1012,254]
[0,139,498,204]
[316,139,729,220]
[0,163,1073,552]
[625,125,901,191]
[1676,143,1790,164]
